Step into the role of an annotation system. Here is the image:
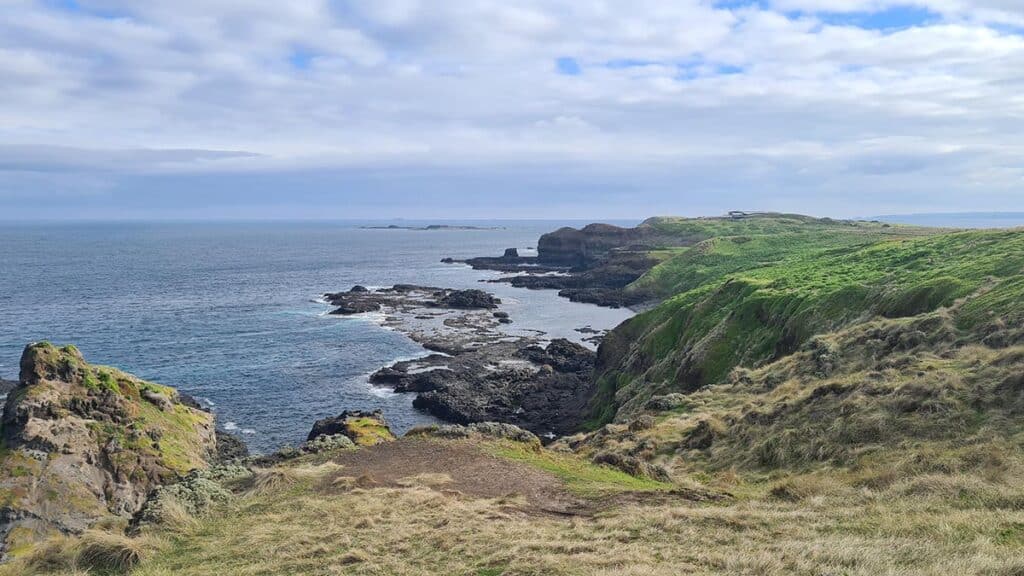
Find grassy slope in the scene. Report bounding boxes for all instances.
[10,437,1024,576]
[594,222,1024,420]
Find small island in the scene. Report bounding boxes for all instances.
[360,224,505,231]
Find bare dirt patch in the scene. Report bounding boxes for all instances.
[330,438,587,514]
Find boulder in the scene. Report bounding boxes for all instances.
[437,289,501,309]
[307,410,396,447]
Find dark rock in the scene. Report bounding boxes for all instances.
[502,248,520,259]
[330,301,382,315]
[406,339,597,438]
[307,410,395,446]
[0,379,16,398]
[177,393,204,411]
[440,257,456,264]
[517,339,594,373]
[349,285,369,293]
[436,289,500,309]
[493,311,510,319]
[215,430,249,462]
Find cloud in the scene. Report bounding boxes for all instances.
[0,0,1023,218]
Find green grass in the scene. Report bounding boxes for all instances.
[596,225,1024,420]
[488,441,672,497]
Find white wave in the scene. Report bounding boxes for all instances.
[368,385,400,399]
[223,421,239,431]
[241,428,257,435]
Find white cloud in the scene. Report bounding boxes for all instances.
[0,0,1023,216]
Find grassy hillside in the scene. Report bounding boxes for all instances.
[592,224,1024,421]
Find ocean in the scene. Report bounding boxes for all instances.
[0,221,636,453]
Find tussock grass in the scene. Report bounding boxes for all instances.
[243,462,344,496]
[6,530,160,576]
[55,479,1024,576]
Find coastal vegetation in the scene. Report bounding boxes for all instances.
[4,214,1024,575]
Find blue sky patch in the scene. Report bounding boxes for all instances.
[45,0,123,19]
[796,5,940,31]
[555,57,581,76]
[289,49,315,70]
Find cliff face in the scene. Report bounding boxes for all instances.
[537,223,651,267]
[0,343,216,557]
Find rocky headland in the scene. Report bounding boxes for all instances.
[444,219,694,308]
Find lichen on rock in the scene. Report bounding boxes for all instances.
[0,343,218,558]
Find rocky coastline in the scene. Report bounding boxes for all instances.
[320,220,689,438]
[323,284,597,438]
[441,221,683,309]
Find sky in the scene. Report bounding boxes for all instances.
[1,0,1023,220]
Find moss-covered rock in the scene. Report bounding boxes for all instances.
[0,343,217,559]
[307,410,395,447]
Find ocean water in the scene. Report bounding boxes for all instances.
[0,221,635,453]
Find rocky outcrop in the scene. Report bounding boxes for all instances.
[215,430,250,462]
[450,221,678,309]
[403,339,597,437]
[538,223,650,267]
[0,343,217,558]
[325,285,501,316]
[307,410,396,447]
[0,380,15,398]
[437,289,500,310]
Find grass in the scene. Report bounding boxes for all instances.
[487,441,672,497]
[10,456,1024,576]
[345,417,397,447]
[595,226,1024,422]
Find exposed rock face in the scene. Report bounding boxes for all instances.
[215,430,250,462]
[448,221,676,309]
[0,380,15,398]
[307,410,396,447]
[0,343,217,557]
[538,223,649,267]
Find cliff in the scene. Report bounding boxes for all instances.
[0,343,216,557]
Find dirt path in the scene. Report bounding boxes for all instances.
[330,438,586,514]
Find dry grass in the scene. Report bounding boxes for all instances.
[8,463,1008,576]
[8,454,1024,576]
[5,530,161,576]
